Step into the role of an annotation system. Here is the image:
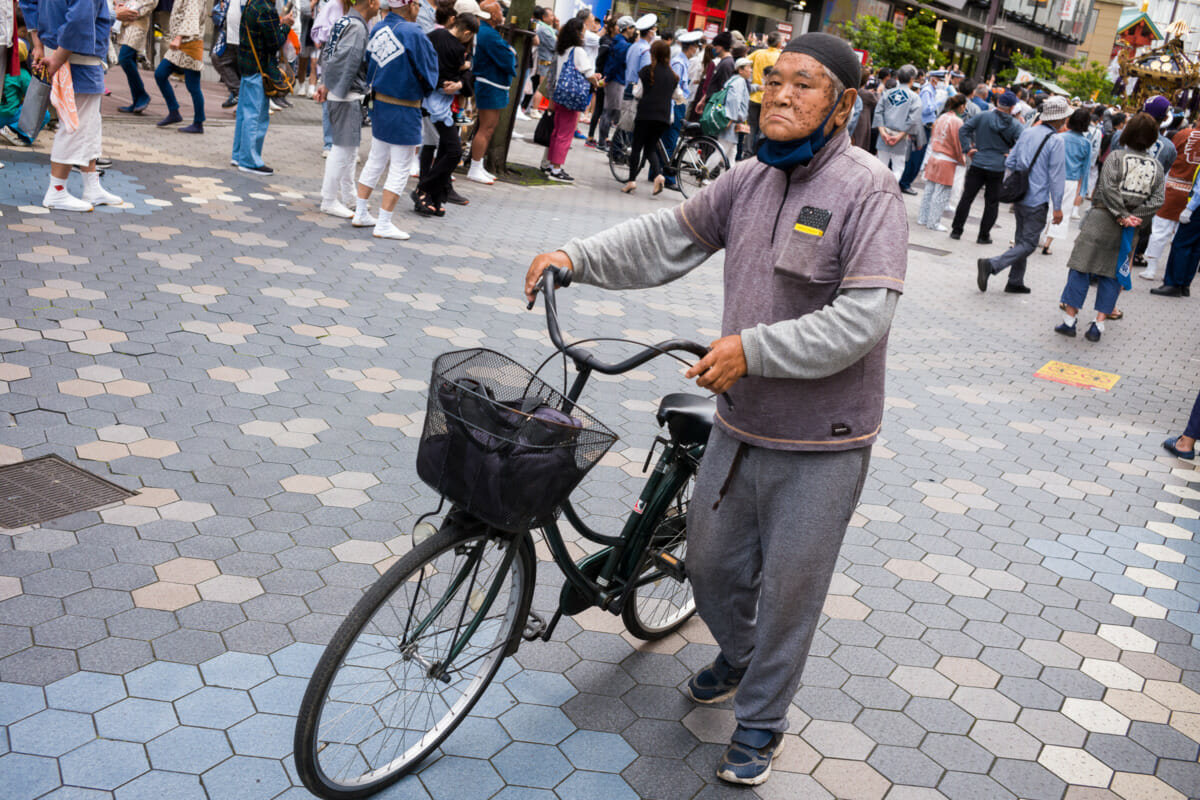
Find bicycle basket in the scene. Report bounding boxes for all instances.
[417,348,618,531]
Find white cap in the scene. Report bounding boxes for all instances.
[678,30,704,44]
[735,57,752,70]
[386,0,414,8]
[635,13,656,30]
[616,15,635,29]
[454,0,490,18]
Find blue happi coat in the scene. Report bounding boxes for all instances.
[18,0,111,94]
[366,11,438,146]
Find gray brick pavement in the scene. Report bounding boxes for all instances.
[1,88,1199,800]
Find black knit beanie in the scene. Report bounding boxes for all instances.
[782,33,861,93]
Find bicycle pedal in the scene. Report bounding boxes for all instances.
[650,549,687,583]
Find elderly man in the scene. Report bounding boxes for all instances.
[873,63,920,186]
[977,95,1071,294]
[525,32,905,786]
[22,0,124,210]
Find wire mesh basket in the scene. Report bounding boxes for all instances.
[417,348,618,532]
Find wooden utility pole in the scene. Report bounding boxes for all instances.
[975,0,1003,81]
[486,0,538,174]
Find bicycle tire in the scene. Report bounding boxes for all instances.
[673,136,729,199]
[621,472,697,639]
[608,128,633,183]
[294,523,535,800]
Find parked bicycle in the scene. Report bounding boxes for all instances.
[607,121,730,198]
[294,266,716,799]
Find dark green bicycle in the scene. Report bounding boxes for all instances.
[294,266,715,799]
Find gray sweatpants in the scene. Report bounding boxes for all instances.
[687,426,871,732]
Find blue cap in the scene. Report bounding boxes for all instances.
[998,91,1017,109]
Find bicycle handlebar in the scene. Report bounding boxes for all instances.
[529,265,710,376]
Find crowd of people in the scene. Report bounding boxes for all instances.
[851,61,1199,340]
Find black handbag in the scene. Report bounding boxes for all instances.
[533,110,555,147]
[999,129,1052,204]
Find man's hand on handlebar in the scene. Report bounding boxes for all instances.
[524,251,574,304]
[685,335,747,394]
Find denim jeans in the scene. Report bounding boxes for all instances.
[1060,268,1120,315]
[985,202,1047,287]
[322,102,333,150]
[155,59,205,124]
[232,74,269,168]
[118,45,150,106]
[1163,213,1200,289]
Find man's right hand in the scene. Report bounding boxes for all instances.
[280,10,295,26]
[115,5,139,21]
[524,250,573,304]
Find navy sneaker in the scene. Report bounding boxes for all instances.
[716,725,785,785]
[686,653,745,703]
[1054,322,1077,337]
[1085,321,1101,342]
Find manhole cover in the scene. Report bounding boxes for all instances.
[908,243,952,256]
[0,455,135,529]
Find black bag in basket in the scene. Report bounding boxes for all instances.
[417,376,586,530]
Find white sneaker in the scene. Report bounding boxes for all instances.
[373,220,410,240]
[516,108,531,121]
[929,224,948,232]
[83,186,122,206]
[321,199,355,218]
[321,149,330,159]
[351,209,377,227]
[269,99,282,112]
[467,165,495,185]
[1138,269,1157,281]
[43,187,93,212]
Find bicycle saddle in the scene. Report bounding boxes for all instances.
[656,393,715,446]
[682,121,702,136]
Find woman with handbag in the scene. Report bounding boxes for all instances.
[623,40,680,195]
[154,0,207,133]
[542,17,597,183]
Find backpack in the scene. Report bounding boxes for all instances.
[699,81,732,138]
[551,49,591,112]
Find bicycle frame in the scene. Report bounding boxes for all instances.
[422,266,711,664]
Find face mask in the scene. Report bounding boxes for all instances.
[756,90,845,171]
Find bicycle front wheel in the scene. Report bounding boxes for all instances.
[674,137,729,199]
[608,128,633,183]
[622,473,697,639]
[294,523,535,800]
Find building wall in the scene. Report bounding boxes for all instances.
[1076,0,1134,65]
[1146,0,1200,38]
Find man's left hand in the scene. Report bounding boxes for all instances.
[685,335,746,394]
[43,47,70,78]
[1052,210,1063,225]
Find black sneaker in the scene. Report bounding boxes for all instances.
[95,157,113,169]
[1085,321,1102,342]
[976,236,993,245]
[1003,284,1031,294]
[276,96,293,108]
[949,231,962,240]
[222,94,238,108]
[238,164,274,175]
[547,169,574,182]
[446,187,469,205]
[976,258,991,292]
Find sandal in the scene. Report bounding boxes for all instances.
[413,193,442,217]
[1041,246,1052,255]
[1107,309,1123,320]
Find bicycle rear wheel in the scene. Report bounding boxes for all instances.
[673,137,729,199]
[294,522,535,800]
[622,473,697,639]
[608,128,633,183]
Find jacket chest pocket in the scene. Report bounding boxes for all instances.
[771,224,843,318]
